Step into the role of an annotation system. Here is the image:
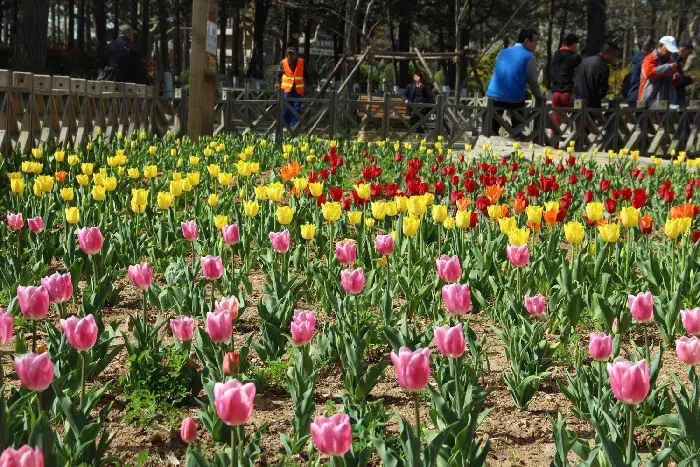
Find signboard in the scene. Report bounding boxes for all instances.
[205,9,217,75]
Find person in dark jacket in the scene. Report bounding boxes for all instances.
[404,72,436,132]
[626,40,654,107]
[573,41,618,109]
[672,40,696,109]
[550,34,582,145]
[99,25,148,84]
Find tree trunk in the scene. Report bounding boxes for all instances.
[344,0,360,56]
[303,19,311,85]
[114,0,120,39]
[158,0,169,73]
[174,0,182,78]
[231,5,240,77]
[544,0,555,88]
[140,0,149,58]
[218,0,227,74]
[558,0,568,48]
[68,0,75,48]
[86,1,91,48]
[77,0,85,50]
[246,0,267,79]
[584,0,605,56]
[51,1,56,45]
[287,6,299,48]
[131,0,138,32]
[94,0,106,63]
[184,4,190,71]
[13,0,50,72]
[397,18,410,87]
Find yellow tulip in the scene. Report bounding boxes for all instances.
[423,192,435,206]
[564,221,585,244]
[68,155,79,166]
[665,217,691,239]
[407,196,427,218]
[254,185,268,201]
[363,218,374,228]
[143,165,158,179]
[508,227,530,246]
[214,215,228,229]
[395,195,408,212]
[619,206,640,228]
[598,223,620,243]
[81,163,94,176]
[487,205,503,220]
[182,180,193,192]
[157,192,173,209]
[10,178,25,195]
[586,202,604,222]
[31,147,43,159]
[276,206,295,225]
[432,204,448,223]
[309,182,324,197]
[140,130,147,140]
[300,224,316,240]
[371,201,387,220]
[402,216,420,236]
[149,145,157,156]
[54,150,65,162]
[187,172,200,187]
[293,177,308,192]
[266,182,284,203]
[218,172,233,186]
[131,199,146,214]
[498,217,517,236]
[456,210,472,228]
[61,187,74,201]
[525,205,543,224]
[244,200,260,217]
[544,201,560,213]
[354,183,371,200]
[91,185,106,201]
[347,211,362,225]
[131,188,147,205]
[443,216,456,230]
[104,177,117,191]
[208,194,219,207]
[76,174,90,186]
[207,164,221,178]
[321,202,341,222]
[128,168,140,180]
[170,180,183,196]
[65,207,80,225]
[385,201,398,217]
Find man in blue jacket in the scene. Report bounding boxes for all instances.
[625,40,654,108]
[486,28,544,138]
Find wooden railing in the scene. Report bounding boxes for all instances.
[0,70,698,157]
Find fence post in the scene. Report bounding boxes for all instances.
[611,100,620,153]
[639,101,649,157]
[225,89,233,133]
[434,94,445,140]
[574,99,586,152]
[483,98,494,137]
[382,91,390,140]
[328,91,336,140]
[537,98,547,146]
[276,87,285,143]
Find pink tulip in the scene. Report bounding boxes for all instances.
[200,256,224,280]
[0,445,44,467]
[223,352,240,376]
[206,309,233,343]
[128,263,153,291]
[6,213,24,230]
[607,357,650,405]
[215,296,239,320]
[0,309,14,346]
[269,229,291,253]
[170,316,195,341]
[436,255,462,283]
[627,292,654,323]
[340,268,365,294]
[589,332,613,361]
[375,234,394,256]
[214,379,256,426]
[14,352,55,391]
[16,286,50,320]
[61,314,99,351]
[221,224,240,245]
[27,216,44,233]
[681,308,700,335]
[291,309,316,345]
[180,417,198,443]
[335,240,357,265]
[676,336,700,366]
[76,227,104,255]
[524,295,546,316]
[390,347,431,392]
[506,244,530,268]
[434,324,466,358]
[181,220,199,240]
[310,413,352,457]
[441,283,472,315]
[40,272,73,303]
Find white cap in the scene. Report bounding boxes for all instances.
[659,36,679,53]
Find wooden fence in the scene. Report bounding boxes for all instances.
[0,69,698,157]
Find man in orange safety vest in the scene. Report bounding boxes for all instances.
[276,47,305,128]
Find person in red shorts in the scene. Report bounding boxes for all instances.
[549,34,582,147]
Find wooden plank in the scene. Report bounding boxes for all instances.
[187,0,217,140]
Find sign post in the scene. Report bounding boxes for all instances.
[187,0,217,140]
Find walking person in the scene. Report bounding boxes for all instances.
[625,40,655,108]
[638,36,680,108]
[276,47,306,128]
[573,41,618,109]
[485,28,544,140]
[672,40,695,109]
[549,34,582,146]
[98,24,148,84]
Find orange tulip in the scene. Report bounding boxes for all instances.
[456,197,470,211]
[513,198,527,215]
[280,161,301,181]
[669,203,698,219]
[638,214,653,235]
[485,185,504,204]
[543,208,558,227]
[54,171,68,182]
[527,221,541,232]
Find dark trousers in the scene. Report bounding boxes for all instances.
[283,91,302,127]
[488,100,525,135]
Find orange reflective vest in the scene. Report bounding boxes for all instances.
[281,58,305,95]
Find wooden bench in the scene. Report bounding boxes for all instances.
[357,95,409,121]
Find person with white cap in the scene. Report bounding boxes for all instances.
[637,36,680,108]
[98,24,148,84]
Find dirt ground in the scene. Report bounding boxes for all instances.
[1,265,689,467]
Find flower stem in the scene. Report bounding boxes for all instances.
[231,426,238,467]
[626,404,635,464]
[414,393,421,442]
[597,360,603,401]
[80,351,86,410]
[644,325,649,363]
[230,246,236,295]
[453,357,462,412]
[142,291,147,328]
[32,320,37,353]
